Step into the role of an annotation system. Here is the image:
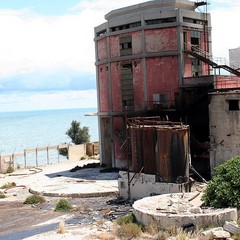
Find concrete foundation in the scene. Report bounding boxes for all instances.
[118,171,190,200]
[133,193,237,229]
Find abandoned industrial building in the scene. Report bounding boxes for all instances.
[94,0,240,192]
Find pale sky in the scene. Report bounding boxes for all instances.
[0,0,239,112]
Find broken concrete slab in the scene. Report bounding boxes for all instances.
[223,221,240,235]
[212,229,231,239]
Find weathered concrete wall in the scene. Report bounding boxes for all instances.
[209,91,240,173]
[118,171,190,200]
[68,144,86,160]
[0,156,14,174]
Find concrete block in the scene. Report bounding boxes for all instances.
[223,221,240,234]
[201,227,223,238]
[212,230,231,239]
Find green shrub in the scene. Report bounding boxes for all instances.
[202,156,240,208]
[116,213,137,226]
[24,194,45,204]
[55,199,72,212]
[0,192,6,198]
[117,223,142,239]
[6,166,14,173]
[0,182,16,189]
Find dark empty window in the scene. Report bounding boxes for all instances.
[191,31,200,46]
[121,63,134,109]
[120,36,132,56]
[229,100,239,111]
[146,17,176,25]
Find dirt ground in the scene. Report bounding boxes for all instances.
[0,187,131,240]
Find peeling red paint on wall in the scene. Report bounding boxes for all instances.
[145,28,177,52]
[110,36,120,58]
[111,62,122,111]
[132,31,142,54]
[97,38,108,61]
[215,75,240,89]
[184,57,192,77]
[146,56,179,105]
[98,64,110,112]
[133,59,145,110]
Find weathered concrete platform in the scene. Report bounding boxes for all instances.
[133,193,238,229]
[0,159,119,200]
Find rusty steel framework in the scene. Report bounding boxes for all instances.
[125,117,190,185]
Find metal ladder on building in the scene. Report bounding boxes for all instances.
[184,43,240,77]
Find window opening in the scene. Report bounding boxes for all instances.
[229,100,239,111]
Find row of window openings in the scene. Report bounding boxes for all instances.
[97,18,206,36]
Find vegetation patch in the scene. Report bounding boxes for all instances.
[0,192,6,198]
[202,156,240,208]
[115,213,143,239]
[24,194,45,204]
[66,120,90,145]
[55,199,72,212]
[0,182,16,189]
[6,166,14,173]
[232,231,240,240]
[116,213,138,226]
[117,223,142,239]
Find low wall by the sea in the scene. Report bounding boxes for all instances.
[0,142,99,174]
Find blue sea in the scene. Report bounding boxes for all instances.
[0,108,98,167]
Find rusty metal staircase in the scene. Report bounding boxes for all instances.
[184,44,240,77]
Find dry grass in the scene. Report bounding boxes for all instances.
[144,222,159,235]
[57,220,66,234]
[0,182,16,189]
[232,232,240,240]
[92,232,116,240]
[116,223,142,239]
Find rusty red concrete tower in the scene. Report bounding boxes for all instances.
[94,0,212,168]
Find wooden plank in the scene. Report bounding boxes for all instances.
[13,153,24,157]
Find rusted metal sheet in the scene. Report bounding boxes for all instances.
[143,127,157,174]
[129,118,189,183]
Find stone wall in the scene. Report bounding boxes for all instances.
[209,90,240,174]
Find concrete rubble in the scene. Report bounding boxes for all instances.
[133,192,238,229]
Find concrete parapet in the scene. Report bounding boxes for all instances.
[133,193,237,229]
[118,171,190,200]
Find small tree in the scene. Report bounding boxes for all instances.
[66,120,90,144]
[202,156,240,208]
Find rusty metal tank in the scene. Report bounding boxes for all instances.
[129,118,189,183]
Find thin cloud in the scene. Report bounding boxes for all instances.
[0,90,97,112]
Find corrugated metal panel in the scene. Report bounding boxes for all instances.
[129,118,189,183]
[143,127,157,174]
